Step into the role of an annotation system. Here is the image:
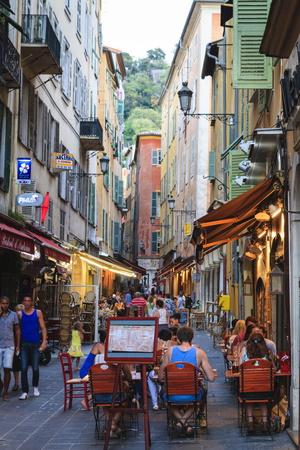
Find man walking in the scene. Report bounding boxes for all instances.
[18,296,47,400]
[0,296,20,400]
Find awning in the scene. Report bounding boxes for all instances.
[79,252,137,278]
[192,178,280,255]
[0,223,35,254]
[114,254,146,276]
[260,0,300,58]
[157,256,195,280]
[220,0,233,27]
[26,231,70,263]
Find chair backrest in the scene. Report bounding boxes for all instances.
[164,362,198,397]
[240,358,274,394]
[59,352,74,384]
[89,363,121,395]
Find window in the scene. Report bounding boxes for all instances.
[151,232,160,254]
[73,59,81,115]
[151,192,160,217]
[58,171,69,201]
[0,102,12,192]
[47,200,53,233]
[152,149,161,165]
[60,210,66,241]
[113,222,121,254]
[48,115,59,168]
[61,39,72,99]
[76,0,81,36]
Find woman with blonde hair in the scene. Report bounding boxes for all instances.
[228,319,246,349]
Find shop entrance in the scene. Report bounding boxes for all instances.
[35,284,100,346]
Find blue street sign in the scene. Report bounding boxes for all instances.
[17,158,32,184]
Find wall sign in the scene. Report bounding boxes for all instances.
[281,45,300,122]
[17,158,31,184]
[51,152,74,171]
[16,192,44,207]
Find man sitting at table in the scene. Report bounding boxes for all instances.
[159,326,217,432]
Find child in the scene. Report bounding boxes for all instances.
[68,322,84,371]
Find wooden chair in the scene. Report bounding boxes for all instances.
[238,359,274,436]
[89,363,127,440]
[58,352,90,411]
[164,362,204,438]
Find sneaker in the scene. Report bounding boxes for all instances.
[33,387,40,397]
[19,392,28,400]
[152,405,159,411]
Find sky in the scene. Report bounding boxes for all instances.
[102,0,193,62]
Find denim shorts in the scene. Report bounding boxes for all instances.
[0,347,14,369]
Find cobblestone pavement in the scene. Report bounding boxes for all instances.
[0,332,295,450]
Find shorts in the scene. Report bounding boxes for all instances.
[0,347,15,369]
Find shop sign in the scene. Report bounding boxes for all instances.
[281,46,300,122]
[16,192,44,207]
[184,223,192,236]
[16,158,31,184]
[51,152,74,171]
[0,231,33,254]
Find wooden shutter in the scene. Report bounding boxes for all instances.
[118,179,123,208]
[229,149,252,199]
[3,108,12,192]
[113,221,121,254]
[209,151,216,178]
[114,175,119,203]
[233,0,272,89]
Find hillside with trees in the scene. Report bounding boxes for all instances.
[123,48,169,144]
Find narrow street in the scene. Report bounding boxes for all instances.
[0,331,294,450]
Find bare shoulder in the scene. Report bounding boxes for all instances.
[196,347,207,360]
[37,309,43,317]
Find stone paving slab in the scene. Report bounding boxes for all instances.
[0,332,295,450]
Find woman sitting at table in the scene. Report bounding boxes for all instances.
[229,320,246,350]
[239,333,272,432]
[159,327,217,433]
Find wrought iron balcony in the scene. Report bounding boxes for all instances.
[0,33,21,88]
[80,118,104,152]
[21,15,62,78]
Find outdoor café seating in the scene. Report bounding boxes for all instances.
[89,363,138,440]
[238,359,274,436]
[164,361,207,439]
[59,352,90,411]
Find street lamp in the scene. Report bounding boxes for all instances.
[243,275,253,296]
[270,264,284,295]
[168,195,175,211]
[99,153,109,175]
[178,82,193,114]
[178,82,235,126]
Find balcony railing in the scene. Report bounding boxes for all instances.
[80,118,104,151]
[0,33,21,88]
[21,15,61,76]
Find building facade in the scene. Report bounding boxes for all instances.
[133,132,161,291]
[158,0,222,301]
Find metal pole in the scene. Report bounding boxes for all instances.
[94,269,100,342]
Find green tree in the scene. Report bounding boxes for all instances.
[123,48,169,143]
[124,107,161,144]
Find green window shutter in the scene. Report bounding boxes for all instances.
[114,175,119,204]
[88,181,95,225]
[233,0,272,89]
[118,179,123,208]
[209,151,216,178]
[113,221,121,253]
[229,149,252,199]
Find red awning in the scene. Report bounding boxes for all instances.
[26,231,70,263]
[0,223,35,254]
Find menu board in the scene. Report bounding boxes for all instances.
[105,318,158,363]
